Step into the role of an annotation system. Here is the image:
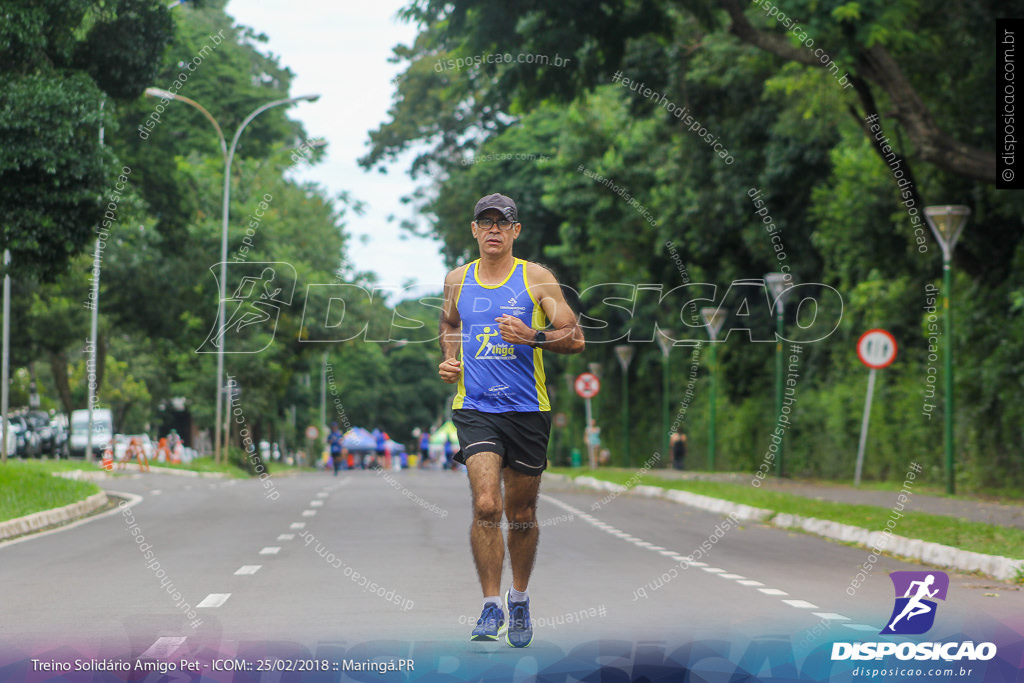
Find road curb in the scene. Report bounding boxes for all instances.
[0,491,109,541]
[551,474,1024,582]
[53,465,227,479]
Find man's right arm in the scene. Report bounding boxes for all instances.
[438,267,464,383]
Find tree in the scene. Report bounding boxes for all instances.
[0,0,175,281]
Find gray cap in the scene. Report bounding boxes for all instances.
[474,193,518,222]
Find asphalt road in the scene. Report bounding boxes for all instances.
[1,468,1021,681]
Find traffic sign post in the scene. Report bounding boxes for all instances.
[576,373,600,468]
[854,329,898,486]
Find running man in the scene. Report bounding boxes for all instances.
[438,193,585,647]
[888,573,939,631]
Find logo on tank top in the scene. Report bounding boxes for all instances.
[500,294,527,318]
[473,325,516,360]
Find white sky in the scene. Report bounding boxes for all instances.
[225,1,446,297]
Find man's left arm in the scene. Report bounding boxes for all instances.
[494,263,585,354]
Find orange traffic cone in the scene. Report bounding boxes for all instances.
[101,444,114,471]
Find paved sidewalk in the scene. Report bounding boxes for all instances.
[645,470,1024,530]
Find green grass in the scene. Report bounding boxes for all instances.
[0,461,102,522]
[157,456,251,478]
[549,468,1024,561]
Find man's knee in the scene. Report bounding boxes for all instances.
[473,494,503,521]
[505,502,537,528]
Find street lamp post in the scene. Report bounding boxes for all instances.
[700,308,728,471]
[924,205,970,495]
[1,250,9,463]
[145,89,320,463]
[765,272,791,477]
[613,345,635,467]
[655,330,675,461]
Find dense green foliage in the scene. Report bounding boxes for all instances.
[0,0,451,456]
[364,0,1023,490]
[2,1,1020,489]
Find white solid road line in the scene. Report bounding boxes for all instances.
[235,565,262,575]
[540,492,847,628]
[197,593,231,608]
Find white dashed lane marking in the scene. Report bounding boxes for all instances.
[277,534,295,541]
[140,636,188,658]
[813,612,850,621]
[197,593,231,608]
[843,623,882,631]
[758,588,789,596]
[310,500,324,507]
[235,565,262,575]
[302,510,317,517]
[290,522,306,529]
[782,599,819,609]
[259,547,281,555]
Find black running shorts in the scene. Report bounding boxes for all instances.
[451,409,551,476]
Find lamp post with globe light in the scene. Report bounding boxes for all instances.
[614,345,635,467]
[764,272,792,477]
[655,330,675,461]
[923,205,970,494]
[700,308,728,471]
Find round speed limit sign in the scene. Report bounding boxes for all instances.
[857,329,898,369]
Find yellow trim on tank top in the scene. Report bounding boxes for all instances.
[451,264,471,409]
[473,258,519,289]
[531,295,550,411]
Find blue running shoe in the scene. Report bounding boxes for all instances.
[504,589,534,648]
[470,602,504,641]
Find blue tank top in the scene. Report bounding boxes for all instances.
[452,258,550,412]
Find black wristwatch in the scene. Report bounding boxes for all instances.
[533,331,546,347]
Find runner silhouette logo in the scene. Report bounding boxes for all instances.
[880,571,949,635]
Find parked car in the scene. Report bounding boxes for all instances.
[25,411,55,456]
[0,421,17,456]
[50,416,69,458]
[69,408,114,458]
[7,414,40,458]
